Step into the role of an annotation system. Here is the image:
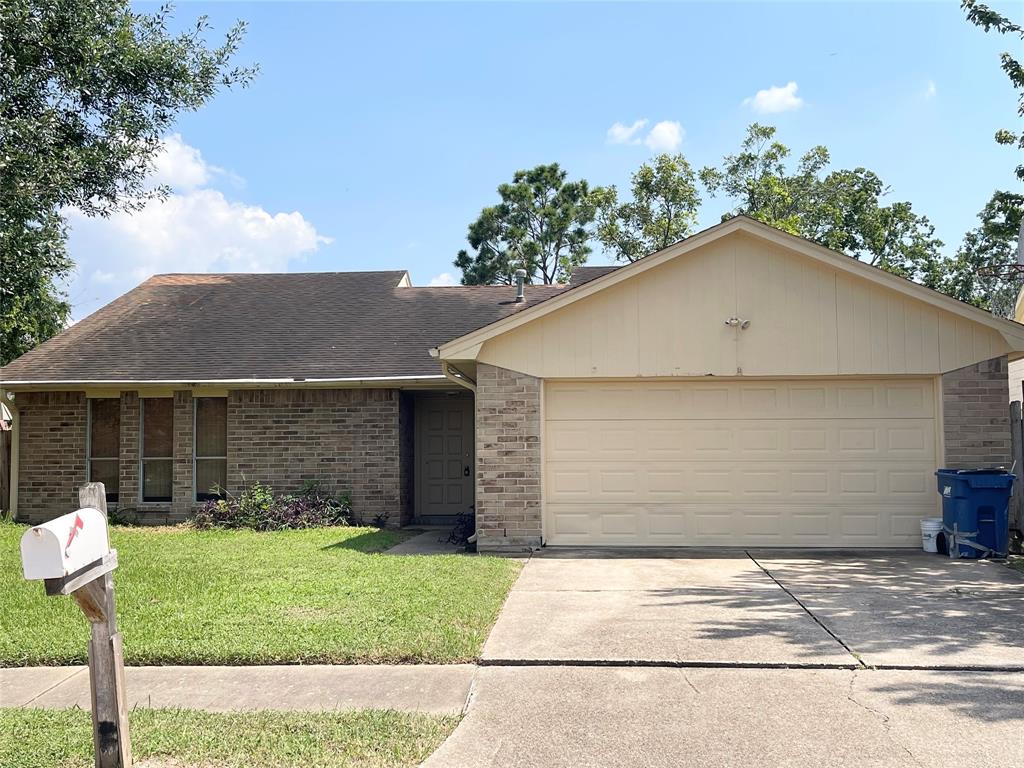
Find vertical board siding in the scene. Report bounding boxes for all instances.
[477,233,1010,378]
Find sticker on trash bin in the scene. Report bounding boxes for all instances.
[943,485,952,497]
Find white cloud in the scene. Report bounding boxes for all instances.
[644,121,684,152]
[428,272,458,286]
[743,81,804,114]
[923,80,937,99]
[148,133,214,191]
[606,119,648,145]
[65,135,330,320]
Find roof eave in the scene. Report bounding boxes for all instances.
[0,374,449,391]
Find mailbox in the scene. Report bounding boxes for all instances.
[21,508,111,580]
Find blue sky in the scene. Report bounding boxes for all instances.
[66,1,1021,319]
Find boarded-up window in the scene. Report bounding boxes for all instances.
[141,398,173,502]
[195,398,227,501]
[88,398,120,503]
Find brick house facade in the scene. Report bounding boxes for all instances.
[14,388,414,526]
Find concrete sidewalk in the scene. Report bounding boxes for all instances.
[384,528,466,555]
[424,665,1024,768]
[0,664,475,715]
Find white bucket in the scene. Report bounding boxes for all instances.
[920,517,943,553]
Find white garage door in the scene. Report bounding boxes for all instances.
[543,379,938,547]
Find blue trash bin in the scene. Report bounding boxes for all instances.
[935,469,1014,558]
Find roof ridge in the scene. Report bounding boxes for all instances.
[148,270,410,277]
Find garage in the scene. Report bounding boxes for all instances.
[437,217,1024,551]
[543,378,937,546]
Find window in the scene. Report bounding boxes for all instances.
[88,398,120,503]
[194,397,227,501]
[141,398,173,502]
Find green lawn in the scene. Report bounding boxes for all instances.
[0,707,457,768]
[0,523,521,665]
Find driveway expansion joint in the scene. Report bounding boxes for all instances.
[746,550,868,668]
[479,658,863,670]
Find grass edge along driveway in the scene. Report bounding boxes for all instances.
[0,707,458,768]
[0,523,521,666]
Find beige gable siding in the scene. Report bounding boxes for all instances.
[477,233,1010,378]
[1010,358,1024,402]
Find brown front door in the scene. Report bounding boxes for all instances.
[414,393,474,520]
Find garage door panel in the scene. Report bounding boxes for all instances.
[543,378,938,547]
[546,419,934,462]
[545,379,935,420]
[545,503,929,547]
[546,461,936,504]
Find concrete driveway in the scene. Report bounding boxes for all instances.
[425,549,1024,767]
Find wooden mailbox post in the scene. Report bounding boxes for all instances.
[20,482,132,768]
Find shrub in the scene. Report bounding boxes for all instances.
[192,481,353,531]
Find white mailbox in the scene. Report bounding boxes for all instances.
[21,508,111,580]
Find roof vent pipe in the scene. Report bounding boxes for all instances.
[514,269,527,303]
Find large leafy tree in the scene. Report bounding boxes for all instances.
[946,1,1024,316]
[699,124,827,236]
[700,124,946,285]
[0,0,256,364]
[455,164,596,285]
[942,194,1023,316]
[593,153,701,263]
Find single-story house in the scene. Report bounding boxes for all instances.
[3,216,1023,550]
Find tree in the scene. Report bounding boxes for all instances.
[950,2,1024,317]
[455,164,596,285]
[454,206,519,286]
[0,0,256,364]
[593,153,701,263]
[700,124,946,285]
[941,193,1023,316]
[699,124,828,236]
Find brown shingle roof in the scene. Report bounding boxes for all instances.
[568,265,621,287]
[0,272,566,383]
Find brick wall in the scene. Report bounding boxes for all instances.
[119,393,140,509]
[942,356,1012,469]
[16,392,87,524]
[475,363,542,551]
[170,391,194,521]
[227,388,408,525]
[17,387,411,526]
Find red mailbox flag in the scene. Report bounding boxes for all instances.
[64,513,84,558]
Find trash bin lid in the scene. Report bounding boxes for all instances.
[936,467,1010,475]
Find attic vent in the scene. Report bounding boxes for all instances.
[515,269,527,303]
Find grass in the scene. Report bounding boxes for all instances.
[0,523,521,666]
[1007,556,1024,575]
[0,707,458,768]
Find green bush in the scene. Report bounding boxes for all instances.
[192,481,353,531]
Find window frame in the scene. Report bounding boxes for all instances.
[86,397,120,504]
[193,397,228,502]
[139,397,174,503]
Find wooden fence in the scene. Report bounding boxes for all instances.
[1010,401,1024,543]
